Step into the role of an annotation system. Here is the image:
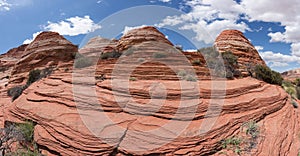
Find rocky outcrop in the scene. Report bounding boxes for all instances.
[117,26,173,51]
[282,68,300,81]
[215,30,266,76]
[5,72,299,155]
[9,31,77,86]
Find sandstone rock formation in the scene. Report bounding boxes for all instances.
[9,31,77,86]
[215,30,266,76]
[117,26,173,51]
[79,36,118,57]
[0,28,299,156]
[282,68,300,81]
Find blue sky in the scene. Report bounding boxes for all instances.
[0,0,299,72]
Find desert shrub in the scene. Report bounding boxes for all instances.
[7,86,25,101]
[185,74,197,82]
[74,56,93,68]
[192,59,201,65]
[153,53,167,58]
[282,80,293,88]
[27,69,41,86]
[221,137,242,154]
[295,78,300,86]
[254,65,283,86]
[174,44,183,51]
[292,100,298,108]
[244,120,259,139]
[286,87,296,97]
[296,86,300,99]
[177,70,187,79]
[129,77,137,81]
[100,51,121,60]
[137,58,145,62]
[16,121,35,142]
[221,51,238,66]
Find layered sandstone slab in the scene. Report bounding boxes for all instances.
[5,69,299,155]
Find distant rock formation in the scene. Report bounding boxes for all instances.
[215,30,266,76]
[282,68,300,81]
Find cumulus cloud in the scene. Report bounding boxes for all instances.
[156,0,249,44]
[123,25,148,35]
[44,16,101,36]
[0,0,11,11]
[23,31,42,44]
[241,0,300,55]
[255,46,264,51]
[259,51,300,67]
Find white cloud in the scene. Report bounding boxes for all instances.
[23,31,42,44]
[0,0,11,11]
[123,25,148,35]
[268,32,285,42]
[156,0,249,44]
[159,0,171,2]
[44,16,101,36]
[291,43,300,57]
[240,0,300,56]
[259,51,300,68]
[255,46,264,51]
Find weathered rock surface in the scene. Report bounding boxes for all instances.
[215,30,266,76]
[117,26,173,51]
[5,71,299,155]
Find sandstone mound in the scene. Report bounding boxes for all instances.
[215,30,266,76]
[117,26,173,51]
[9,31,77,86]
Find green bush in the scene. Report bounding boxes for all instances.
[129,77,137,81]
[221,136,242,154]
[292,100,298,108]
[254,65,283,85]
[100,51,121,60]
[16,121,35,142]
[177,70,187,78]
[7,86,25,101]
[153,53,167,58]
[185,74,197,82]
[282,80,293,88]
[27,69,41,86]
[192,59,201,65]
[74,56,93,68]
[221,51,238,67]
[296,86,300,99]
